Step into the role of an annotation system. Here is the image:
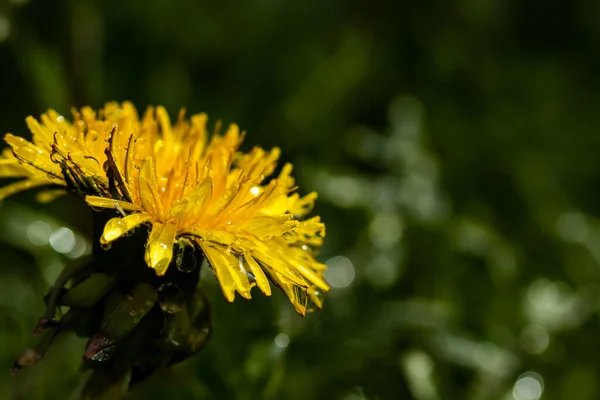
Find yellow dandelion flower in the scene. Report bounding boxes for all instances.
[0,102,329,315]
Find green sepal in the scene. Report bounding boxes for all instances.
[61,273,115,308]
[100,283,157,341]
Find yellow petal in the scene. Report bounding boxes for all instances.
[156,106,173,142]
[207,181,240,216]
[222,248,253,299]
[0,159,32,178]
[85,196,142,211]
[144,222,178,276]
[189,228,236,246]
[249,246,308,288]
[278,162,295,188]
[188,113,208,162]
[198,243,235,302]
[290,192,318,217]
[291,216,325,245]
[278,281,308,316]
[36,189,67,203]
[4,134,61,177]
[199,243,253,301]
[170,178,212,219]
[237,216,298,238]
[289,263,329,292]
[25,116,54,148]
[243,252,271,296]
[101,213,151,244]
[138,156,163,218]
[0,179,51,200]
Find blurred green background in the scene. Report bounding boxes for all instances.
[1,0,600,399]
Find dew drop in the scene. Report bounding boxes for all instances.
[100,242,112,251]
[176,243,197,273]
[103,218,126,242]
[306,285,324,312]
[158,283,184,314]
[129,310,138,317]
[122,228,135,238]
[238,256,256,283]
[85,333,116,362]
[90,345,115,362]
[292,286,308,311]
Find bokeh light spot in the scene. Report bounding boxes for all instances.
[27,220,52,246]
[513,372,544,400]
[325,256,355,288]
[0,15,10,43]
[49,227,76,254]
[274,333,290,348]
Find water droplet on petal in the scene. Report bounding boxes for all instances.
[158,283,184,314]
[306,285,324,312]
[103,218,126,243]
[238,256,256,283]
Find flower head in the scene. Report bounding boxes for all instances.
[0,102,328,315]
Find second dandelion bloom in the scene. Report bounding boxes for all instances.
[0,102,329,315]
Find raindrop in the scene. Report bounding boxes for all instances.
[90,345,115,362]
[306,285,324,312]
[176,242,197,273]
[238,256,256,283]
[49,152,62,164]
[85,333,116,362]
[122,228,135,238]
[292,286,308,311]
[158,283,184,314]
[100,242,112,251]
